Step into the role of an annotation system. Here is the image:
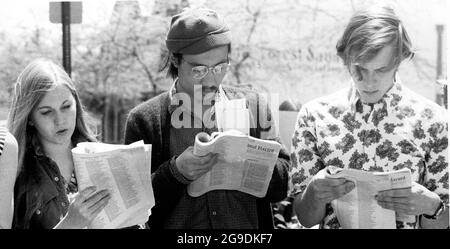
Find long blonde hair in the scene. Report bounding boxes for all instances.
[7,58,96,172]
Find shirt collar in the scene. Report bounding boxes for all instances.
[167,79,178,115]
[348,75,404,114]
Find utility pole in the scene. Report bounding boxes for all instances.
[62,2,71,76]
[49,2,82,77]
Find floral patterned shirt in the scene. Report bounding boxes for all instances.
[289,80,448,229]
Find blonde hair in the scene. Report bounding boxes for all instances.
[7,58,96,172]
[336,5,414,69]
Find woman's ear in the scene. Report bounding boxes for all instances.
[169,53,179,68]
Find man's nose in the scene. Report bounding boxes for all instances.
[365,73,378,90]
[201,71,220,88]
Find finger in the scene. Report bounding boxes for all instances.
[315,192,336,203]
[87,193,111,214]
[332,182,355,198]
[378,187,411,198]
[345,181,355,193]
[193,154,218,168]
[377,199,419,215]
[80,186,97,196]
[197,153,217,164]
[196,151,216,158]
[190,167,213,179]
[186,163,213,175]
[203,154,219,168]
[75,186,97,203]
[319,177,348,187]
[84,190,111,209]
[378,201,408,213]
[87,197,111,222]
[377,201,410,213]
[310,183,334,193]
[375,195,410,204]
[192,165,213,174]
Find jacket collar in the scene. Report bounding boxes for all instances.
[26,132,88,199]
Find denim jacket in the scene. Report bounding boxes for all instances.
[13,133,88,229]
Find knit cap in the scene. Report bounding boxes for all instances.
[166,8,231,54]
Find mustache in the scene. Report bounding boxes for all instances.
[202,87,218,93]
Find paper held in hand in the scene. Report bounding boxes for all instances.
[327,166,414,229]
[215,98,249,135]
[71,141,155,229]
[188,130,281,198]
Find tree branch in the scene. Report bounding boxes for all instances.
[132,47,159,92]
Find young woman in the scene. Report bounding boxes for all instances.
[0,127,19,229]
[8,59,111,229]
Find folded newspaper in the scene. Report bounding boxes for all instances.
[71,141,155,229]
[189,130,281,198]
[327,166,414,229]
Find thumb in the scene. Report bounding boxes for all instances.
[79,186,97,200]
[345,181,355,193]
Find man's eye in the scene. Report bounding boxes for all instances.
[192,67,206,74]
[63,104,71,109]
[213,66,222,73]
[358,67,368,73]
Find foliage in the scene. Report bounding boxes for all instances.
[0,0,444,113]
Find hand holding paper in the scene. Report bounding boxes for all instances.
[327,166,413,229]
[306,168,355,205]
[189,130,281,198]
[71,141,154,229]
[376,181,442,216]
[175,146,219,181]
[58,186,111,229]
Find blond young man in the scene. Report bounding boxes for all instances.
[290,5,448,229]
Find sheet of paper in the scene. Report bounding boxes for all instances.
[328,167,413,229]
[215,98,249,135]
[72,141,154,229]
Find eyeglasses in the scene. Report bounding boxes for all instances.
[182,58,230,80]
